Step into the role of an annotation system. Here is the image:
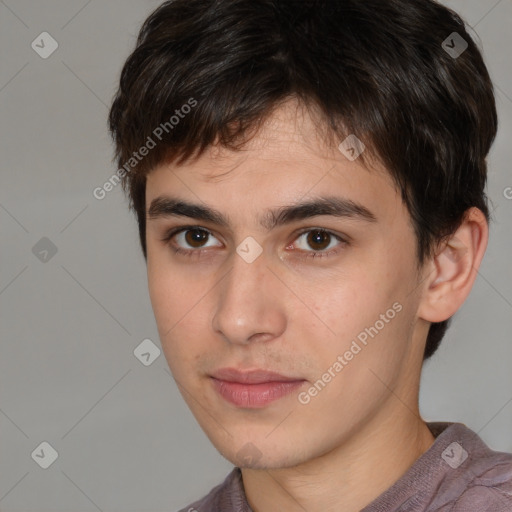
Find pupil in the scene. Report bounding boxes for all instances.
[186,229,208,247]
[182,229,331,251]
[308,230,330,250]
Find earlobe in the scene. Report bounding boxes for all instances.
[418,207,488,323]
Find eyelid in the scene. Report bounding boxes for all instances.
[287,228,348,258]
[161,225,220,243]
[292,227,349,245]
[161,225,349,257]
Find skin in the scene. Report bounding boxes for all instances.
[144,99,488,512]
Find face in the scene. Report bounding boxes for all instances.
[145,100,429,469]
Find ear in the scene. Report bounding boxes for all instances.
[417,207,488,323]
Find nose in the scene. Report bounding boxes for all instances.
[211,251,287,346]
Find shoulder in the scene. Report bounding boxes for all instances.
[441,447,512,511]
[450,486,512,512]
[396,423,512,512]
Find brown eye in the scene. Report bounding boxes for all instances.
[289,228,348,260]
[164,227,222,254]
[184,228,210,248]
[305,230,332,251]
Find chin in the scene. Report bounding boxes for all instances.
[212,436,311,470]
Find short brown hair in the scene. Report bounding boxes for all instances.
[108,0,497,360]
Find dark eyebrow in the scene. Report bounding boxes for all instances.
[147,195,377,230]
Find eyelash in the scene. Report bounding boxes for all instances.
[161,225,348,260]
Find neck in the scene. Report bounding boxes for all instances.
[241,401,435,512]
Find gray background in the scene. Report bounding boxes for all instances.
[0,1,511,511]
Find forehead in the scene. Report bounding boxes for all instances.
[194,100,374,179]
[145,99,401,225]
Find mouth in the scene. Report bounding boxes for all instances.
[209,368,306,408]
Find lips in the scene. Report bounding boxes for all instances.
[209,368,306,408]
[210,367,302,384]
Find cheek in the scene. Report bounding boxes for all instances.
[305,270,384,333]
[301,259,414,364]
[147,258,173,330]
[147,257,211,374]
[147,246,192,324]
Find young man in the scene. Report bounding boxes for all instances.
[108,0,512,510]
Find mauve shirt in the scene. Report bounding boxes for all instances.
[177,422,512,511]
